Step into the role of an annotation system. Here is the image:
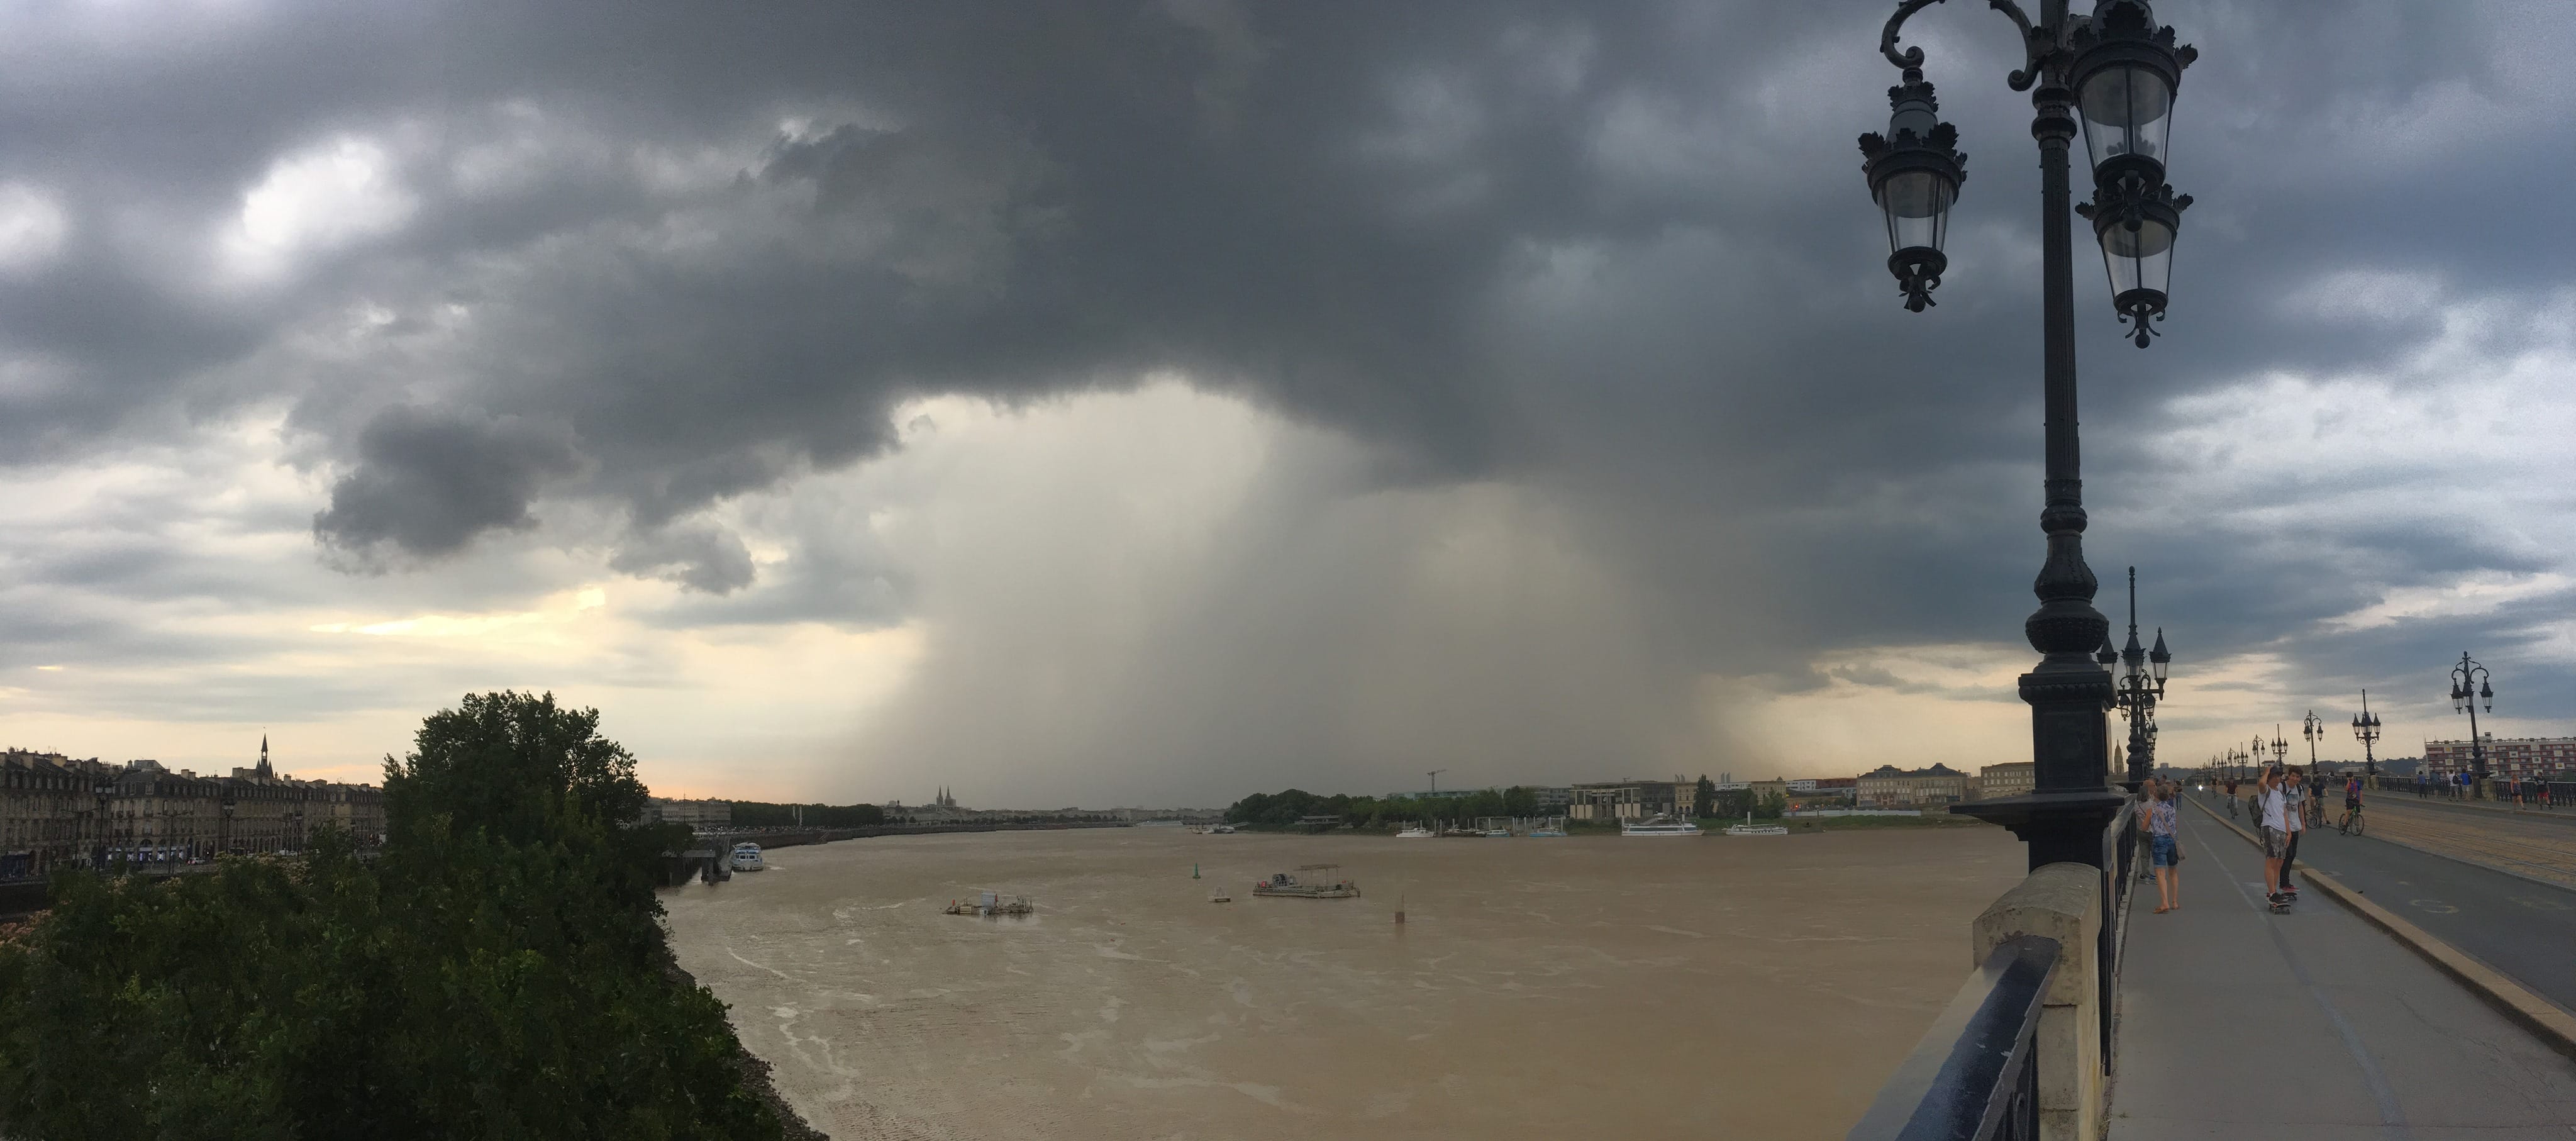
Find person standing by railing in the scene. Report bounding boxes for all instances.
[2278,768,2307,901]
[2142,779,2180,913]
[2258,767,2289,908]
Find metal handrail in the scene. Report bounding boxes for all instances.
[2099,798,2139,1073]
[1846,934,2062,1141]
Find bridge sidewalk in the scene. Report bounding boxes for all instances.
[2107,802,2576,1139]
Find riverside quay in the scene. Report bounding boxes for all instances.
[1,738,383,879]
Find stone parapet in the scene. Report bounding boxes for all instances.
[1973,862,2104,1141]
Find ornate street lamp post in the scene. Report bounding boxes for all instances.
[2352,690,2382,778]
[2270,725,2289,771]
[2301,710,2324,772]
[2449,651,2495,783]
[1863,0,2198,872]
[2095,566,2170,789]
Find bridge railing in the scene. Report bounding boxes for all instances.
[2097,799,2138,1074]
[1846,934,2062,1141]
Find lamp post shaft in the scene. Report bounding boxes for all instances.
[1946,0,2126,871]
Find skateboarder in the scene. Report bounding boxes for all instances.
[2257,767,2290,910]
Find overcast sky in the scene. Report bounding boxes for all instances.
[2,1,2570,806]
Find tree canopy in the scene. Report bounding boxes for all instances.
[0,691,801,1139]
[724,801,886,828]
[1223,786,1543,828]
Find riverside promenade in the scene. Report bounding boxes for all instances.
[2106,798,2576,1138]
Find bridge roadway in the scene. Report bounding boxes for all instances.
[2355,794,2576,893]
[2108,799,2576,1139]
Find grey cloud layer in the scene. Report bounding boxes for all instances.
[4,1,2572,793]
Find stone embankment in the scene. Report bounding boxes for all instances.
[662,820,1136,884]
[727,820,1135,850]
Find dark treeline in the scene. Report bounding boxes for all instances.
[1224,787,1543,828]
[1226,779,1790,829]
[0,691,808,1140]
[1698,777,1789,821]
[726,801,886,828]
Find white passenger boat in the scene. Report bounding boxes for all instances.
[728,842,766,871]
[1726,824,1790,837]
[1394,825,1434,838]
[1620,816,1703,838]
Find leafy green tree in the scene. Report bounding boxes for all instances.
[1693,776,1716,818]
[0,693,799,1140]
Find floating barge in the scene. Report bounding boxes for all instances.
[944,891,1035,916]
[1252,864,1360,899]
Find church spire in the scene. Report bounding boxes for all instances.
[257,733,273,779]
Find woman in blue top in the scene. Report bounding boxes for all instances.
[2142,779,2181,913]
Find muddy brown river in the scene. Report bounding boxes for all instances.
[662,825,2024,1140]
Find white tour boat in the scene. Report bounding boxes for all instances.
[1620,816,1704,838]
[728,842,766,871]
[1394,824,1435,838]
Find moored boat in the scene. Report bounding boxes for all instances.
[1620,816,1703,838]
[1252,864,1361,899]
[1394,824,1434,838]
[728,842,767,871]
[945,891,1036,916]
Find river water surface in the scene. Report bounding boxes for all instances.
[663,825,2023,1140]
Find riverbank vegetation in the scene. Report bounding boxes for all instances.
[726,799,886,828]
[0,691,811,1140]
[1224,786,1547,828]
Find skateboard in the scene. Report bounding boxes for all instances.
[2267,893,2292,913]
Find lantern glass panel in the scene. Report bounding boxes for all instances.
[2079,63,2174,174]
[1879,169,1951,256]
[2100,216,2174,299]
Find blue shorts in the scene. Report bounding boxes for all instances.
[2150,833,2178,867]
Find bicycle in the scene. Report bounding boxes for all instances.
[2337,804,2363,837]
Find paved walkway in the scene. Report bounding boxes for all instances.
[2369,791,2576,821]
[2108,801,2576,1139]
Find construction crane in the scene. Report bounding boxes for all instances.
[1426,769,1446,795]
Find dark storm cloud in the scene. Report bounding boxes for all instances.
[4,1,2572,793]
[609,523,755,596]
[313,405,580,560]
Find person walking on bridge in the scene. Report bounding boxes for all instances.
[2258,767,2289,908]
[2142,779,2180,913]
